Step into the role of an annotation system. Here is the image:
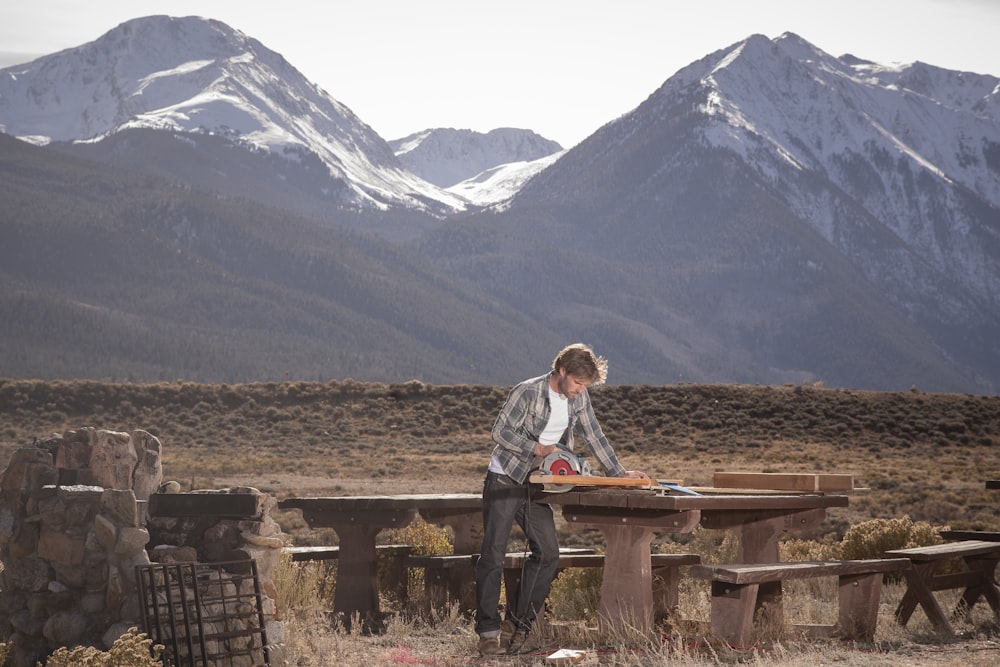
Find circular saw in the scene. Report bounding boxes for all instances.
[535,449,594,492]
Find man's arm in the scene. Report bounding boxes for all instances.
[491,382,537,457]
[575,391,649,479]
[574,391,628,477]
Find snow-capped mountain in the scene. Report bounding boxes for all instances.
[657,32,1000,311]
[390,127,562,187]
[446,150,565,207]
[422,32,1000,392]
[0,15,467,213]
[2,21,999,392]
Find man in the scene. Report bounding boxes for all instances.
[474,343,648,656]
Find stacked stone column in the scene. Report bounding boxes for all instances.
[0,428,162,667]
[0,428,285,667]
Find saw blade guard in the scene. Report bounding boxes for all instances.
[542,451,581,476]
[535,449,593,491]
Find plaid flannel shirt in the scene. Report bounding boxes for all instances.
[489,372,627,483]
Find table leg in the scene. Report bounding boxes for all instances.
[733,508,827,562]
[419,509,483,611]
[959,555,1000,619]
[419,509,483,554]
[597,525,656,635]
[328,507,418,626]
[561,507,698,636]
[331,523,384,622]
[715,508,828,624]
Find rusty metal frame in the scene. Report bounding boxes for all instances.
[136,560,270,667]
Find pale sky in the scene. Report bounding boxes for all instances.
[1,0,998,148]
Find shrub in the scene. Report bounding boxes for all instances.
[683,527,739,564]
[386,517,453,556]
[548,567,603,621]
[840,516,943,560]
[780,538,841,561]
[41,627,162,666]
[272,549,331,617]
[386,517,453,605]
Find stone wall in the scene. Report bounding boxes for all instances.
[0,428,285,667]
[146,486,286,666]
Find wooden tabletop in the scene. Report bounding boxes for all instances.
[279,490,848,513]
[279,493,481,512]
[538,488,849,511]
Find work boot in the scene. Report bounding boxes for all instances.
[477,634,504,657]
[499,620,515,646]
[506,629,530,655]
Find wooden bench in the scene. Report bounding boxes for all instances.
[407,549,700,620]
[884,540,1000,634]
[689,559,910,646]
[503,552,700,623]
[283,544,414,600]
[405,547,596,612]
[283,543,415,562]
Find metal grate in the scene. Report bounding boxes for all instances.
[136,560,271,667]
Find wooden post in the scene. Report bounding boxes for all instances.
[597,525,656,635]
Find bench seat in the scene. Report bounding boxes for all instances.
[689,559,910,645]
[404,546,597,570]
[283,543,414,562]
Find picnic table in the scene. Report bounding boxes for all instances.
[279,482,849,636]
[540,488,849,634]
[278,493,482,623]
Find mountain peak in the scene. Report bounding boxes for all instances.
[0,15,466,213]
[390,127,562,188]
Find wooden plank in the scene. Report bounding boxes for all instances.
[690,559,909,585]
[528,475,685,490]
[687,486,808,495]
[885,540,1000,561]
[529,474,655,488]
[284,546,340,561]
[149,492,264,518]
[283,543,414,562]
[939,530,1000,542]
[713,472,854,492]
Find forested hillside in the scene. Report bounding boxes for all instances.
[0,134,564,384]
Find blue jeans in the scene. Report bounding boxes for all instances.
[474,471,559,635]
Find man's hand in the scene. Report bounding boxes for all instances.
[533,443,559,457]
[621,470,650,480]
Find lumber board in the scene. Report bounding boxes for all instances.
[529,474,652,488]
[712,471,854,492]
[528,474,684,489]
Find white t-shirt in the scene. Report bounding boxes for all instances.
[539,387,569,445]
[488,386,569,474]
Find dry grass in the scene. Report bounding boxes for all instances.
[273,579,1000,666]
[268,523,1000,666]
